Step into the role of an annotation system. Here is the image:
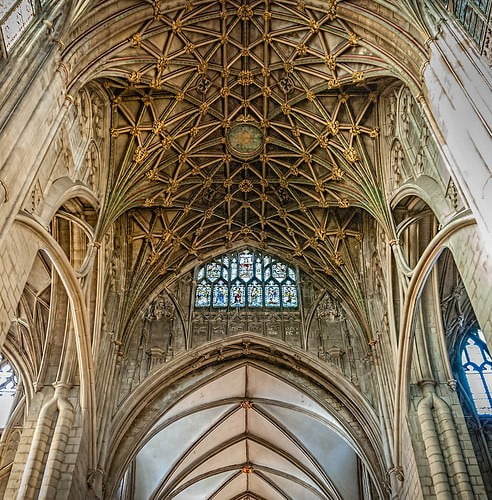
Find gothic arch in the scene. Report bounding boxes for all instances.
[393,210,476,469]
[39,177,99,225]
[105,333,388,498]
[393,177,447,216]
[12,213,97,469]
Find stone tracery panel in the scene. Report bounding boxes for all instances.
[379,83,466,214]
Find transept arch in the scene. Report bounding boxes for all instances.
[393,210,476,471]
[105,334,388,499]
[10,213,97,469]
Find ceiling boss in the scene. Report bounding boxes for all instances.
[226,119,264,160]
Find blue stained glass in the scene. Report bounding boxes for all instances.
[207,262,221,281]
[248,283,262,307]
[230,284,245,307]
[265,285,280,307]
[195,283,211,306]
[194,249,299,309]
[461,330,492,415]
[213,284,228,307]
[272,262,287,280]
[239,252,253,281]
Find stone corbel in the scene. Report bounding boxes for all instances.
[447,378,457,391]
[87,466,104,497]
[387,465,405,482]
[56,61,70,86]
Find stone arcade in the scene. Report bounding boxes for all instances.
[0,0,491,498]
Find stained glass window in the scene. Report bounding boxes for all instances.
[213,282,228,307]
[0,0,36,52]
[461,329,492,416]
[194,249,298,309]
[248,282,262,307]
[195,283,211,307]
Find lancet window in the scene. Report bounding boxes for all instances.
[194,249,298,309]
[0,0,35,53]
[461,329,492,416]
[0,354,17,428]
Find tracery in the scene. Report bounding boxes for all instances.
[461,329,492,416]
[195,249,298,309]
[0,354,17,428]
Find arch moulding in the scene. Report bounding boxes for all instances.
[105,334,388,499]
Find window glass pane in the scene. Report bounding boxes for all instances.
[238,251,253,281]
[282,284,298,307]
[213,284,228,307]
[231,258,237,280]
[248,282,262,307]
[255,258,262,280]
[0,355,17,428]
[195,283,211,307]
[272,262,287,280]
[1,0,35,51]
[462,330,492,415]
[194,249,299,310]
[466,339,485,365]
[451,0,490,46]
[207,262,221,281]
[230,283,245,307]
[265,284,280,307]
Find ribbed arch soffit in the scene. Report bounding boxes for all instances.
[62,0,427,335]
[129,363,377,499]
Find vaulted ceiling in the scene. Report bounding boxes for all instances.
[69,0,426,332]
[132,364,370,499]
[57,2,430,497]
[60,0,430,336]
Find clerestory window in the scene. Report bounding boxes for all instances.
[461,329,492,416]
[194,249,298,309]
[440,0,492,47]
[0,354,17,427]
[1,0,36,53]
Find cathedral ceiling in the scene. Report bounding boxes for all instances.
[63,0,428,332]
[132,364,365,499]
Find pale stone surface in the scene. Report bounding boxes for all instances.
[0,1,490,499]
